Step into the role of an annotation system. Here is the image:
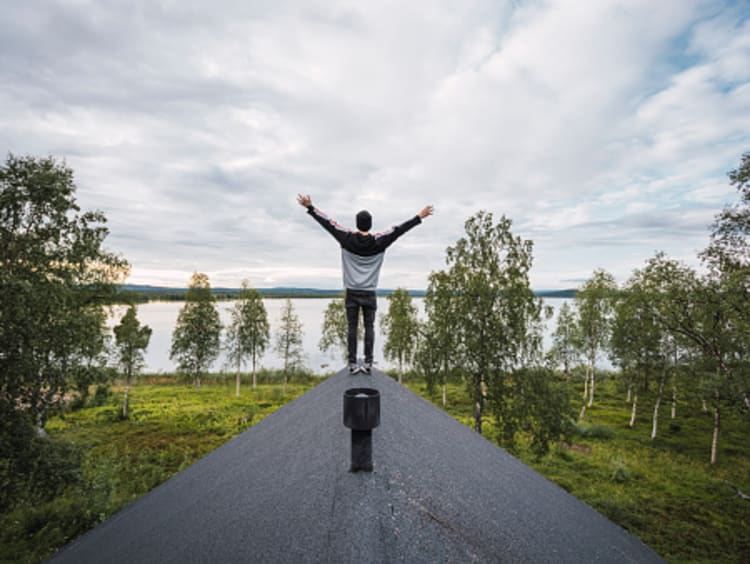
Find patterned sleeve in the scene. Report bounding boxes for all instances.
[306,206,352,245]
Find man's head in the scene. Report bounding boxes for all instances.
[356,210,372,232]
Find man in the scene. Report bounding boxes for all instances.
[297,194,433,374]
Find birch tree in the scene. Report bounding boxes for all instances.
[702,151,750,274]
[547,301,580,380]
[275,299,304,395]
[701,152,750,411]
[380,288,419,383]
[576,269,617,419]
[225,281,269,394]
[113,305,152,417]
[610,274,663,429]
[170,273,222,392]
[638,253,740,464]
[444,211,544,435]
[418,270,459,406]
[0,154,128,436]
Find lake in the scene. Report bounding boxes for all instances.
[108,298,574,374]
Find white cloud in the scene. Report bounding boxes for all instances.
[1,0,748,290]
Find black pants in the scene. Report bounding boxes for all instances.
[345,289,377,364]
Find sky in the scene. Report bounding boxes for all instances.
[2,0,749,290]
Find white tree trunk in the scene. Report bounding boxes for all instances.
[122,370,132,419]
[236,357,241,398]
[474,375,485,434]
[702,399,708,414]
[33,387,51,437]
[35,422,47,438]
[651,377,664,440]
[583,367,589,400]
[579,402,587,421]
[626,383,632,403]
[711,390,720,465]
[195,375,201,392]
[588,362,596,407]
[671,385,677,419]
[122,386,129,419]
[442,383,446,408]
[252,354,257,390]
[629,391,638,428]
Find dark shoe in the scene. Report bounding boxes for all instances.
[362,362,372,375]
[349,363,360,374]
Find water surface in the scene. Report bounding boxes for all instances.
[109,298,576,374]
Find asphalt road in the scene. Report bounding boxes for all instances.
[49,369,663,563]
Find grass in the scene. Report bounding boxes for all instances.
[405,374,750,563]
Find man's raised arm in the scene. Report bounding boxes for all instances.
[374,204,434,250]
[297,194,350,244]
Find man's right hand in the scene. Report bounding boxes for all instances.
[297,194,312,208]
[419,205,434,219]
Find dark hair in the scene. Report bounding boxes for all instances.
[356,210,372,232]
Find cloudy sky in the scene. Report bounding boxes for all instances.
[2,0,749,290]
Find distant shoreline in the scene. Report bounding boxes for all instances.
[115,284,576,302]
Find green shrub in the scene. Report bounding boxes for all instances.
[610,458,632,483]
[0,407,84,513]
[0,490,104,563]
[573,422,614,439]
[91,384,112,407]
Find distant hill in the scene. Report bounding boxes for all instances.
[117,285,575,300]
[119,285,345,297]
[534,289,576,298]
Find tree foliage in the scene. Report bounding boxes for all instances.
[610,272,664,428]
[441,211,545,434]
[225,280,269,392]
[275,299,304,393]
[380,288,419,382]
[631,252,746,462]
[496,367,574,459]
[113,305,152,386]
[700,153,750,417]
[416,270,459,405]
[0,154,128,431]
[547,301,580,378]
[614,273,666,375]
[575,269,617,414]
[170,273,222,391]
[319,295,361,363]
[703,151,750,272]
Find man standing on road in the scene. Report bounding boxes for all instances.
[297,194,433,374]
